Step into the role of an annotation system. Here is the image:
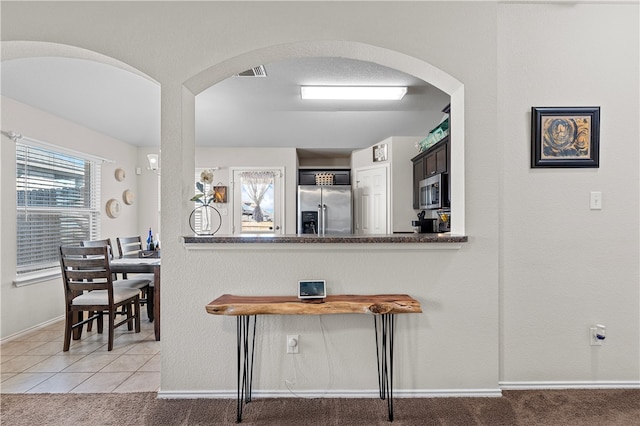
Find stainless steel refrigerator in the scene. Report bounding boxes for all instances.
[297,186,352,235]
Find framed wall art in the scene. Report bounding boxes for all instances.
[531,106,600,168]
[213,186,227,203]
[373,143,388,162]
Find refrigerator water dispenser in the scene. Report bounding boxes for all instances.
[301,211,318,234]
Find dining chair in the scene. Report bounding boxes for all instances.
[80,238,118,278]
[81,239,151,291]
[81,238,152,325]
[59,245,141,351]
[116,236,149,259]
[116,236,156,320]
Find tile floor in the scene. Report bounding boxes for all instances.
[0,312,160,394]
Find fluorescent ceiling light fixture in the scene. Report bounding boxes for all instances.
[300,86,407,100]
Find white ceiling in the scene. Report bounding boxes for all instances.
[1,56,449,152]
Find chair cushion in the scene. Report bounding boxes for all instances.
[122,273,155,287]
[113,278,151,289]
[72,288,140,306]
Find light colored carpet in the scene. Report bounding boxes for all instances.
[2,389,639,425]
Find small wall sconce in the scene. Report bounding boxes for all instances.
[147,154,160,175]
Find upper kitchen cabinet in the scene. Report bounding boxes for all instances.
[412,104,450,209]
[424,139,449,176]
[298,169,351,185]
[411,137,450,209]
[296,149,352,185]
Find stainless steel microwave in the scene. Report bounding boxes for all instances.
[418,173,448,210]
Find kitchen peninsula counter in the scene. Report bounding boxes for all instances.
[184,233,467,245]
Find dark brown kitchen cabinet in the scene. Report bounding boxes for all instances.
[411,135,450,209]
[298,169,351,185]
[425,140,448,177]
[411,103,450,209]
[412,156,425,209]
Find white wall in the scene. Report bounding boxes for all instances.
[351,143,375,170]
[138,150,161,243]
[497,3,640,385]
[390,136,424,233]
[0,97,146,337]
[161,1,500,395]
[195,147,298,234]
[298,155,350,168]
[1,1,638,394]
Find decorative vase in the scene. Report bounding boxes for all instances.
[189,205,221,236]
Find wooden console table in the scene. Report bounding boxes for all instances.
[206,294,422,422]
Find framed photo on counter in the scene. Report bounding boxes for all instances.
[531,106,600,168]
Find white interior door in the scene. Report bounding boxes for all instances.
[355,166,388,235]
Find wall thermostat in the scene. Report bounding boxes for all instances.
[298,280,326,300]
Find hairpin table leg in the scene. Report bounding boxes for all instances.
[236,315,257,423]
[374,314,395,421]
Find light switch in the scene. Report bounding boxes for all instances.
[590,191,602,210]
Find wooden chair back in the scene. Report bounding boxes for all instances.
[80,238,115,260]
[117,236,144,258]
[59,245,114,301]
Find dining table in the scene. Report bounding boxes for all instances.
[110,257,161,341]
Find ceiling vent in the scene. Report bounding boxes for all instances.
[235,66,267,77]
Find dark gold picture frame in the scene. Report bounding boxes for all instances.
[531,107,600,168]
[213,186,227,203]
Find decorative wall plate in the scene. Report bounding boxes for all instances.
[106,198,121,218]
[123,189,135,205]
[115,168,126,182]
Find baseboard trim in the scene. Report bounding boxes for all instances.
[158,388,502,399]
[159,383,640,399]
[1,315,64,343]
[500,381,640,390]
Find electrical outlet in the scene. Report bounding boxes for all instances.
[287,335,299,354]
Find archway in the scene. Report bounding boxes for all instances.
[1,40,163,338]
[184,40,465,234]
[2,39,163,253]
[1,40,159,84]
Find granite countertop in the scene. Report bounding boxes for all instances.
[183,233,467,244]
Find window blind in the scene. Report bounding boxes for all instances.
[16,143,101,275]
